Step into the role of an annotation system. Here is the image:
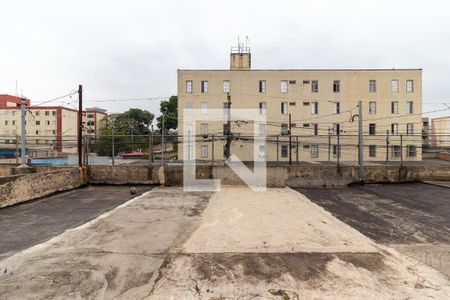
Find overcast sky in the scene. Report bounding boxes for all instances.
[1,0,449,119]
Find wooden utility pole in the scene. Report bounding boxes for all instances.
[358,100,364,183]
[77,84,83,167]
[225,93,232,159]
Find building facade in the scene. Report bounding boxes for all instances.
[177,50,422,162]
[0,95,107,155]
[430,116,450,147]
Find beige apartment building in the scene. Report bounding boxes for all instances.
[178,48,422,162]
[0,95,107,155]
[430,116,450,147]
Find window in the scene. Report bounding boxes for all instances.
[392,145,401,158]
[333,102,340,114]
[11,111,15,116]
[407,145,417,157]
[4,120,8,125]
[406,80,414,93]
[281,102,288,114]
[281,124,289,135]
[391,101,399,114]
[289,102,296,106]
[369,145,376,157]
[259,102,266,114]
[406,101,413,114]
[52,111,56,116]
[223,80,230,93]
[12,120,15,125]
[52,130,56,135]
[311,144,319,158]
[311,102,318,114]
[280,80,288,93]
[258,145,266,158]
[333,80,340,93]
[332,123,340,135]
[333,145,340,157]
[369,80,376,93]
[369,123,376,135]
[201,81,208,93]
[45,111,50,116]
[281,145,288,157]
[303,101,310,106]
[185,102,193,115]
[312,123,319,136]
[258,123,266,135]
[223,102,230,114]
[201,145,208,158]
[259,80,266,93]
[201,102,208,114]
[35,130,39,135]
[35,111,40,116]
[406,123,414,135]
[46,120,50,125]
[185,80,193,93]
[303,80,310,84]
[289,80,296,85]
[391,80,399,93]
[201,123,208,136]
[311,80,319,93]
[391,123,398,135]
[36,120,41,125]
[87,113,95,118]
[369,101,376,114]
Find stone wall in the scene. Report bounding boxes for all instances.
[0,167,85,208]
[88,165,160,185]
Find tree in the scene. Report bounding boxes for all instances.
[116,108,154,135]
[156,96,177,133]
[93,108,154,156]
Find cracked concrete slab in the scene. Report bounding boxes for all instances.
[1,185,449,299]
[183,186,378,253]
[0,187,212,299]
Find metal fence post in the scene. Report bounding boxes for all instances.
[111,126,115,166]
[276,135,279,165]
[400,133,403,167]
[296,136,299,164]
[211,135,215,164]
[385,130,389,165]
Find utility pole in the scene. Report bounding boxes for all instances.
[111,126,115,166]
[77,84,83,168]
[225,92,232,159]
[358,100,364,183]
[337,130,340,173]
[288,113,292,165]
[385,130,390,165]
[296,136,299,163]
[328,127,331,164]
[19,98,27,167]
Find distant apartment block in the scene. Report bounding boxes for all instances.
[431,116,450,147]
[0,94,107,155]
[177,48,423,162]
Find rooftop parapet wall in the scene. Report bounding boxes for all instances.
[0,167,85,208]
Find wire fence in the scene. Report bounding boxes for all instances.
[1,133,449,166]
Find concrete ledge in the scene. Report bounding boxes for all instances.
[88,165,160,185]
[0,167,85,208]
